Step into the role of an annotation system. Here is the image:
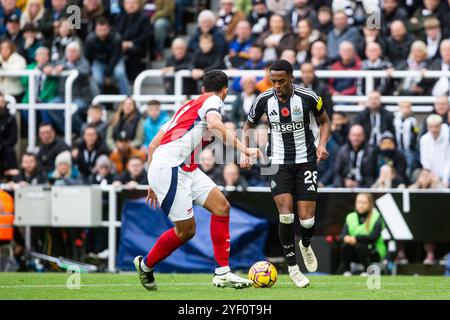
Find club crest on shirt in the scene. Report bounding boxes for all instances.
[292,104,301,116]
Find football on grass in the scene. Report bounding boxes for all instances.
[248,261,277,288]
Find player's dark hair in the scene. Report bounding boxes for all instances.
[95,16,110,26]
[270,59,293,75]
[202,70,228,92]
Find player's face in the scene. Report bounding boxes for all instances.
[270,70,293,99]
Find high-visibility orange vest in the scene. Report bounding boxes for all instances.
[0,190,14,241]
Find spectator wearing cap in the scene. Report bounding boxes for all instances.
[50,151,82,185]
[0,93,17,178]
[81,104,108,142]
[17,23,44,64]
[328,41,361,97]
[333,124,378,188]
[255,13,295,61]
[143,100,170,149]
[37,122,70,172]
[106,97,144,151]
[113,155,147,189]
[430,41,450,97]
[285,0,318,34]
[113,0,151,82]
[72,124,110,182]
[380,0,409,38]
[216,0,246,43]
[85,17,130,96]
[1,13,23,48]
[0,39,27,101]
[247,0,272,39]
[0,0,21,37]
[419,114,450,187]
[385,20,416,66]
[109,130,146,175]
[354,91,396,146]
[327,11,363,62]
[188,10,228,59]
[423,17,443,60]
[88,155,116,185]
[375,131,408,184]
[408,0,448,40]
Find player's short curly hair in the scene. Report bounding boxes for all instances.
[270,59,293,75]
[202,70,228,92]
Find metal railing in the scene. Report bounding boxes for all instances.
[1,70,79,150]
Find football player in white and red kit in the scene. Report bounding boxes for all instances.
[134,70,262,290]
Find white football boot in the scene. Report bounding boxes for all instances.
[299,241,318,272]
[288,265,310,288]
[213,271,253,289]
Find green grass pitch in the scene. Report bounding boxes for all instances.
[0,273,449,300]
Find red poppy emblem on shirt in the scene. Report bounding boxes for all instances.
[281,107,290,117]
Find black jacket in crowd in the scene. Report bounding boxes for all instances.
[117,170,148,185]
[191,48,227,72]
[84,30,123,77]
[0,107,17,153]
[113,10,151,59]
[353,107,396,144]
[333,143,378,188]
[12,168,48,185]
[384,33,415,66]
[74,141,110,180]
[37,137,70,172]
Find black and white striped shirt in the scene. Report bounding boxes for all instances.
[247,84,324,164]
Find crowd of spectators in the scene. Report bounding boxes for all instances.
[0,0,449,191]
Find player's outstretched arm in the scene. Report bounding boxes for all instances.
[206,112,262,159]
[240,120,257,169]
[316,111,331,162]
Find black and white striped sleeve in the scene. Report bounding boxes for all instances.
[247,93,266,125]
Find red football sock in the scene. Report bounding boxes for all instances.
[144,227,183,268]
[210,215,230,267]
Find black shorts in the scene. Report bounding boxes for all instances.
[270,163,318,201]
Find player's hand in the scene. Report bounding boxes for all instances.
[146,187,159,209]
[240,153,252,170]
[244,147,263,162]
[316,144,329,162]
